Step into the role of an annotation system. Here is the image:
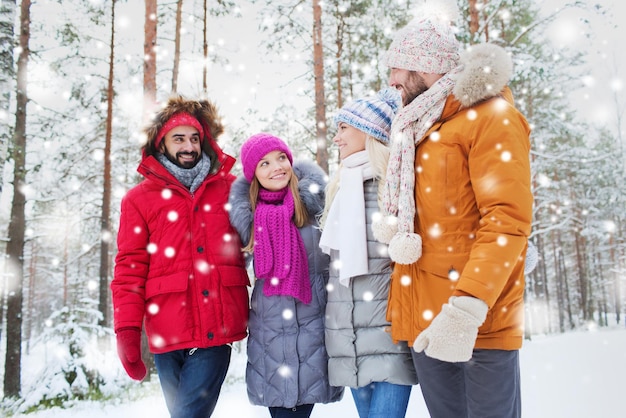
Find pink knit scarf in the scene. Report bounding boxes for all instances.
[253,188,311,304]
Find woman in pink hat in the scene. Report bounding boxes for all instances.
[228,133,343,418]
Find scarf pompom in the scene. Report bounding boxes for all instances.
[388,232,423,265]
[372,214,399,244]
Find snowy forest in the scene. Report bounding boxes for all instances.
[0,0,624,415]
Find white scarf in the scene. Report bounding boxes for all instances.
[319,151,373,286]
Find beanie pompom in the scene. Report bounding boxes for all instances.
[388,232,423,265]
[372,215,399,244]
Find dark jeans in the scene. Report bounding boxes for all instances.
[412,348,521,418]
[268,404,314,418]
[154,345,231,418]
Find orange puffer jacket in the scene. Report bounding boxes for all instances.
[387,86,532,351]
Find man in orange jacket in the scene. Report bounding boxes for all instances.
[373,7,532,418]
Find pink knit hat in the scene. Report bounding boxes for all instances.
[240,133,293,182]
[384,19,460,74]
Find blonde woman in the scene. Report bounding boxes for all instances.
[319,89,417,418]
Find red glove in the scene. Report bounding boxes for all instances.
[116,328,147,381]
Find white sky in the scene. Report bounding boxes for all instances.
[156,0,626,134]
[539,0,625,129]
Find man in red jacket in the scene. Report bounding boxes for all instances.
[111,95,250,418]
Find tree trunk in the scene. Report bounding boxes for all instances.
[144,0,157,121]
[141,0,158,379]
[468,0,479,39]
[334,9,344,110]
[99,0,116,329]
[0,0,16,198]
[3,0,30,398]
[552,231,565,332]
[574,230,589,320]
[202,0,208,95]
[535,235,552,332]
[171,0,183,93]
[0,0,17,344]
[312,0,328,172]
[609,234,622,324]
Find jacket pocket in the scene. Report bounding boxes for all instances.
[145,271,189,298]
[216,265,250,337]
[144,272,193,346]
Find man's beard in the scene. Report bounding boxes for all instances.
[403,72,429,106]
[164,149,200,169]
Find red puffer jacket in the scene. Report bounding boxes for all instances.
[111,142,250,354]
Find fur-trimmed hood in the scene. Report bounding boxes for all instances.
[139,94,235,175]
[453,43,513,108]
[145,95,224,143]
[228,159,327,247]
[141,95,225,159]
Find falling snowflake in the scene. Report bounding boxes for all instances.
[167,211,179,221]
[147,303,159,315]
[151,335,165,348]
[282,309,294,320]
[161,189,173,199]
[195,260,210,274]
[278,365,292,377]
[308,182,320,194]
[422,309,434,321]
[428,223,442,238]
[400,275,412,286]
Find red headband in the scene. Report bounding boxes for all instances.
[154,112,205,149]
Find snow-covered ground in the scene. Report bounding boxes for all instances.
[11,327,626,417]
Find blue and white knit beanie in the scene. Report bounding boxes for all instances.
[334,88,401,143]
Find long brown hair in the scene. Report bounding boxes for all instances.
[242,172,308,253]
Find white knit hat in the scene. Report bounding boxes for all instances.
[385,19,460,74]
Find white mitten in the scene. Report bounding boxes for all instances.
[413,296,488,363]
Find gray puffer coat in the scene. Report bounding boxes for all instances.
[229,160,344,408]
[325,179,417,388]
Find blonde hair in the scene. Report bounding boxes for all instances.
[242,174,308,253]
[319,136,390,229]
